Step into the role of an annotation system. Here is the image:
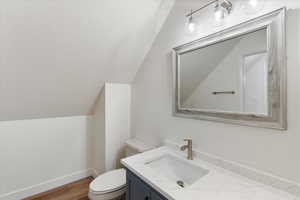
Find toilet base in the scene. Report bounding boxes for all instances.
[88,194,125,200]
[88,187,126,200]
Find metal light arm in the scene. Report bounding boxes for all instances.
[186,0,232,18]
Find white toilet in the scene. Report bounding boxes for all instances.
[88,139,153,200]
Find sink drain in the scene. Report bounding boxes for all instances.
[177,180,184,188]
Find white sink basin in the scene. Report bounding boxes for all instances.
[145,155,209,188]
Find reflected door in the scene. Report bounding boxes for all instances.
[242,52,268,115]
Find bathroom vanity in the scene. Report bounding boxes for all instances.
[121,145,299,200]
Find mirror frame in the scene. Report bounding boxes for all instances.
[172,8,287,130]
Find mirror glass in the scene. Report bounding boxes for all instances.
[179,28,268,115]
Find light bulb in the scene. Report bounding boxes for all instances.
[214,6,224,22]
[187,16,196,33]
[242,0,265,14]
[249,0,258,8]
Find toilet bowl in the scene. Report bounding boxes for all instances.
[88,169,126,200]
[89,139,153,200]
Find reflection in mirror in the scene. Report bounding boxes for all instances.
[179,28,268,115]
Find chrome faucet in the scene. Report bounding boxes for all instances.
[180,139,193,160]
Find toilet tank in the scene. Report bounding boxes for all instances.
[125,139,154,157]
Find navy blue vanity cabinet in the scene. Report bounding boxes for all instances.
[126,169,168,200]
[151,190,168,200]
[126,170,150,200]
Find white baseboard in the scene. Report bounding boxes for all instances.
[90,168,99,178]
[0,169,95,200]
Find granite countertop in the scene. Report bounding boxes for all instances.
[121,146,299,200]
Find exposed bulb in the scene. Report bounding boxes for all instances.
[188,16,196,33]
[249,0,258,8]
[214,4,224,22]
[242,0,265,14]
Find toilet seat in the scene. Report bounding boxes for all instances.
[90,168,126,195]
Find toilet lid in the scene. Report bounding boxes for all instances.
[90,169,126,194]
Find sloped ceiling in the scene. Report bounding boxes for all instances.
[0,0,174,121]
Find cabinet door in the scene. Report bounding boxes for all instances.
[127,171,151,200]
[151,190,168,200]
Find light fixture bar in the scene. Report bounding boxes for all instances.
[186,0,232,18]
[186,0,218,17]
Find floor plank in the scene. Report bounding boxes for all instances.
[22,177,93,200]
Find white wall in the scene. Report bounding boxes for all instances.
[91,83,131,175]
[0,82,131,199]
[91,89,106,175]
[0,116,92,200]
[105,83,131,171]
[131,0,300,183]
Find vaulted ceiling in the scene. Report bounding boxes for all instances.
[0,0,174,121]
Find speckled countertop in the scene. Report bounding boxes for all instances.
[121,146,299,200]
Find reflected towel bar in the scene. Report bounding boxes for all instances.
[212,91,235,95]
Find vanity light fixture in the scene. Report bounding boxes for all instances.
[186,0,232,31]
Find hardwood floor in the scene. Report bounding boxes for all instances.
[22,177,93,200]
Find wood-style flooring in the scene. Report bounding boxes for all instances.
[22,177,93,200]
